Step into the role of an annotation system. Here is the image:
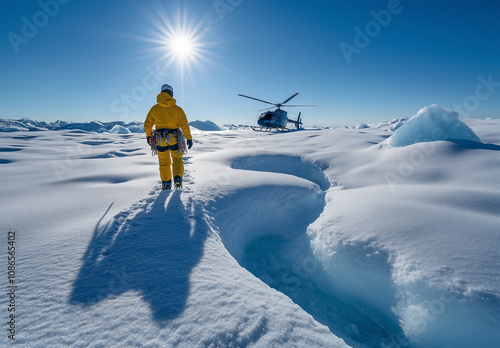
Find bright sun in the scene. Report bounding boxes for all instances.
[145,7,214,90]
[171,35,193,58]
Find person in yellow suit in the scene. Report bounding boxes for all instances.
[144,84,193,190]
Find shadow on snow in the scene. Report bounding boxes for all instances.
[69,190,208,324]
[449,139,500,151]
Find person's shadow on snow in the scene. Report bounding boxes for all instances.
[69,190,208,324]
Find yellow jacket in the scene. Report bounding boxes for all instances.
[144,93,192,140]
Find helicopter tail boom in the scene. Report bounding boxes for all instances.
[287,112,303,129]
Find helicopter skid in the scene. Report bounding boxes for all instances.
[251,126,290,132]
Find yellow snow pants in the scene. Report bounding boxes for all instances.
[157,138,184,182]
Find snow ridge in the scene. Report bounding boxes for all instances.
[0,118,144,133]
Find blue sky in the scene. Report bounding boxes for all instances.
[1,0,499,126]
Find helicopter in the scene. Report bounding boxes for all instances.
[238,93,316,132]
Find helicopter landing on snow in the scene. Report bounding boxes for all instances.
[238,93,316,132]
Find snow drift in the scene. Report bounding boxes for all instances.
[384,104,482,147]
[109,125,132,134]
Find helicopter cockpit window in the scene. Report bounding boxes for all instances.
[262,113,273,121]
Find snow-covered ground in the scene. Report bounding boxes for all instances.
[0,107,499,347]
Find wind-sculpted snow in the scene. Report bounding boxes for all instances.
[384,104,482,147]
[231,155,330,191]
[67,162,346,346]
[1,117,499,347]
[109,124,132,134]
[0,147,23,152]
[211,155,409,347]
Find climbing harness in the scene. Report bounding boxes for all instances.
[149,128,188,156]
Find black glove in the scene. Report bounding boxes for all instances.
[147,136,151,145]
[187,139,193,149]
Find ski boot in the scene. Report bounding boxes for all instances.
[162,180,171,190]
[174,175,182,189]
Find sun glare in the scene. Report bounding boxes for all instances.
[137,3,218,96]
[170,35,193,58]
[160,25,204,69]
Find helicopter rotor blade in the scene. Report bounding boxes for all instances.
[281,105,317,107]
[258,106,275,112]
[281,92,299,105]
[238,94,277,106]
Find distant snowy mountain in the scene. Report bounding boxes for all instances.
[0,117,411,133]
[0,118,145,133]
[188,120,221,131]
[0,118,226,134]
